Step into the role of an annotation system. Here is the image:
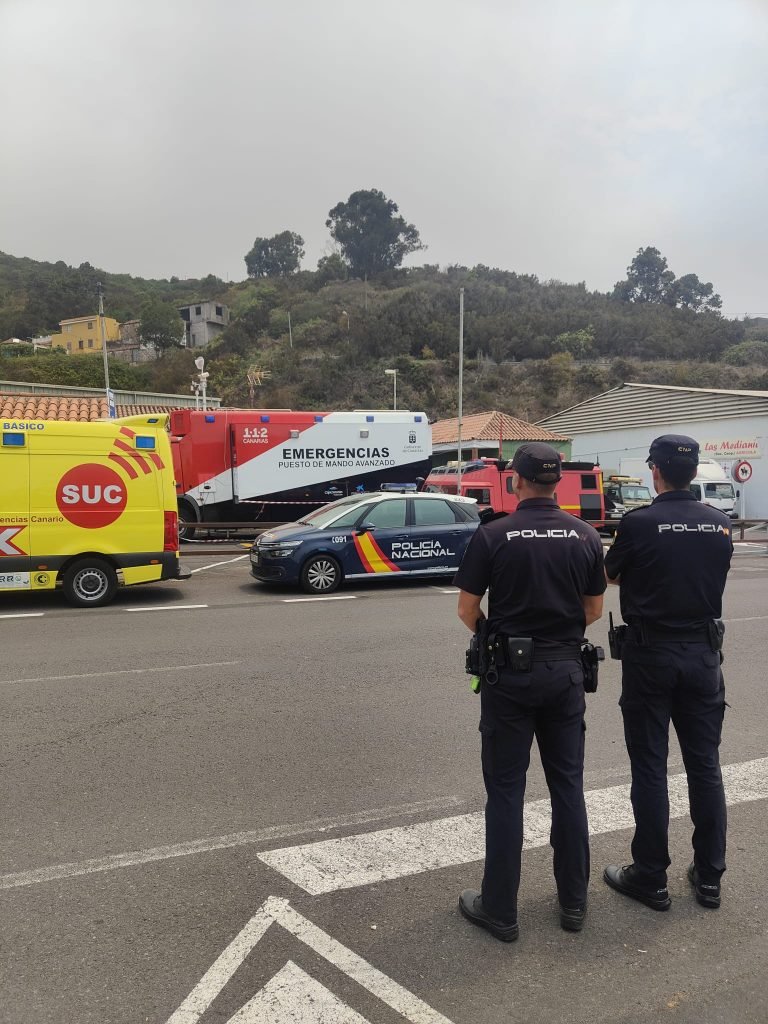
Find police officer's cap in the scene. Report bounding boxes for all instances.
[647,434,700,469]
[509,442,563,483]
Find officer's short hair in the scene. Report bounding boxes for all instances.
[646,434,699,491]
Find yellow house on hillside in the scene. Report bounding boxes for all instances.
[50,315,121,355]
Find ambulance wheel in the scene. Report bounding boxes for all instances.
[62,558,118,608]
[177,501,197,542]
[300,554,342,594]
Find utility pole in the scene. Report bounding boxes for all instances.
[97,282,115,417]
[457,287,464,489]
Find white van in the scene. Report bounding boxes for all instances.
[618,457,737,518]
[689,459,737,518]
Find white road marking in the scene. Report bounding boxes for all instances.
[0,796,464,891]
[258,756,768,895]
[124,604,209,612]
[282,595,358,603]
[165,897,454,1024]
[227,962,370,1023]
[724,615,768,622]
[0,661,240,687]
[189,555,248,574]
[0,612,45,619]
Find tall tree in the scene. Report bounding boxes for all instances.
[668,273,722,312]
[613,246,675,303]
[244,231,305,278]
[139,300,184,356]
[326,189,424,278]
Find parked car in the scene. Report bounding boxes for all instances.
[250,491,479,594]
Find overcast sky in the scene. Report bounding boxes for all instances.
[1,0,766,317]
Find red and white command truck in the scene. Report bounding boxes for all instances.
[423,458,606,527]
[170,408,431,532]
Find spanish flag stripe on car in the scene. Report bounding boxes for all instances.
[353,532,400,573]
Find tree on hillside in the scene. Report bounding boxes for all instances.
[613,246,722,312]
[613,246,676,303]
[668,273,722,312]
[244,231,305,278]
[326,189,424,278]
[140,300,184,356]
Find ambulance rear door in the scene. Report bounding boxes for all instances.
[0,426,32,591]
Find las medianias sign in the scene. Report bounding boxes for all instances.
[702,438,761,460]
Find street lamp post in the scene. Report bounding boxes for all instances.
[457,287,464,489]
[194,356,209,411]
[384,368,397,410]
[97,281,114,417]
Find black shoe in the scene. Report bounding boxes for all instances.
[687,863,721,909]
[603,864,671,911]
[458,889,519,942]
[559,904,587,932]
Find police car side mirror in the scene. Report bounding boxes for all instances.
[356,524,374,534]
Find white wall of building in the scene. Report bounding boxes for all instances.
[568,414,767,519]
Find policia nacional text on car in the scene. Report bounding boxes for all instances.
[603,435,732,912]
[454,442,606,941]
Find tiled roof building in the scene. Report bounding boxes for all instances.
[0,394,176,422]
[430,410,572,464]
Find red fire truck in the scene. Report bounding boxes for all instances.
[422,458,605,527]
[170,408,431,534]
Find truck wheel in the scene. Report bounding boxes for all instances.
[177,500,197,542]
[62,558,118,608]
[300,554,342,594]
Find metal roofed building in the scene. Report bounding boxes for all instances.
[538,382,768,517]
[431,410,572,466]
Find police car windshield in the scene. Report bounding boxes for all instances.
[298,495,365,528]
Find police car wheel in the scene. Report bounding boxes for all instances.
[62,558,118,607]
[300,554,342,594]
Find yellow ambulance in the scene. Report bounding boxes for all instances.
[1,414,188,607]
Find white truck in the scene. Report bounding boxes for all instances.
[616,458,737,518]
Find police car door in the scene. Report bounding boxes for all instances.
[408,497,469,575]
[353,497,411,577]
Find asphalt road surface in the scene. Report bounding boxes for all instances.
[1,547,767,1023]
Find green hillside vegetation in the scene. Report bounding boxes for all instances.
[2,192,766,421]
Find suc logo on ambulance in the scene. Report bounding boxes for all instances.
[56,464,127,528]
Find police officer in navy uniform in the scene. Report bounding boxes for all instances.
[454,442,606,941]
[603,435,732,911]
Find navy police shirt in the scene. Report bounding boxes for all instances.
[453,498,606,645]
[604,490,732,629]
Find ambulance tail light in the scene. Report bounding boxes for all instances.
[164,511,179,551]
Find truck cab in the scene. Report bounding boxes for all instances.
[423,458,605,528]
[603,475,653,532]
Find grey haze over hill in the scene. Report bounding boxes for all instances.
[0,0,766,317]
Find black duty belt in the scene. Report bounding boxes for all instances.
[532,646,582,662]
[628,623,710,644]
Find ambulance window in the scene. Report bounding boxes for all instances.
[364,499,407,529]
[581,474,597,489]
[464,488,491,505]
[413,499,459,526]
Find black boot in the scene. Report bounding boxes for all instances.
[603,864,671,911]
[458,889,519,942]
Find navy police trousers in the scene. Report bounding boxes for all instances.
[620,640,727,886]
[479,660,589,922]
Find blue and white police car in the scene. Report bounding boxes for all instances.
[250,491,480,594]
